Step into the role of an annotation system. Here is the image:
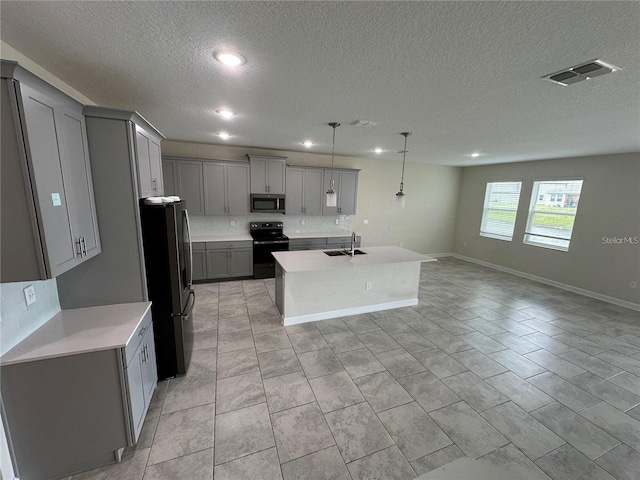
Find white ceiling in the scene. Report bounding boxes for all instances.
[1,1,639,166]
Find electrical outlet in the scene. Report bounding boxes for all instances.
[24,285,36,306]
[400,242,404,247]
[335,218,339,225]
[630,281,637,289]
[300,219,305,226]
[230,220,235,227]
[365,282,372,290]
[363,219,369,225]
[463,242,468,248]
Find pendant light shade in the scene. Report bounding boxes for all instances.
[326,122,340,207]
[396,132,411,208]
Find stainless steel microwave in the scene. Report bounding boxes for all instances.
[250,194,285,213]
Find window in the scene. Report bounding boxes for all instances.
[480,181,522,241]
[524,179,583,251]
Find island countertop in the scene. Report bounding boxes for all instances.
[272,246,436,273]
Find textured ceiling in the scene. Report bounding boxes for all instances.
[1,1,639,166]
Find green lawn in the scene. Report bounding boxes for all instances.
[487,206,577,228]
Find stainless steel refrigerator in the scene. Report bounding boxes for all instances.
[139,200,195,380]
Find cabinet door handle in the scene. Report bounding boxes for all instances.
[76,238,83,256]
[152,178,158,190]
[138,326,146,337]
[81,236,87,256]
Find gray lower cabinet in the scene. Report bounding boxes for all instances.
[289,238,327,251]
[0,303,157,480]
[1,60,101,282]
[194,241,253,280]
[192,243,208,281]
[322,169,359,215]
[327,236,362,250]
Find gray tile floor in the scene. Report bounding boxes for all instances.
[71,257,640,480]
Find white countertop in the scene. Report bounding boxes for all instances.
[191,234,253,243]
[273,246,436,273]
[286,232,353,239]
[0,302,152,366]
[192,232,355,242]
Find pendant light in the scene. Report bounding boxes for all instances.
[395,132,412,207]
[326,122,340,207]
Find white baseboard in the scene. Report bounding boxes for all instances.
[282,298,419,326]
[424,252,455,258]
[452,254,640,312]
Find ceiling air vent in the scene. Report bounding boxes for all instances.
[349,119,378,127]
[543,59,620,86]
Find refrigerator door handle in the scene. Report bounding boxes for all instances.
[174,289,196,318]
[183,209,193,289]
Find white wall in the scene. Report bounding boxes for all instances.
[162,141,462,255]
[453,152,640,306]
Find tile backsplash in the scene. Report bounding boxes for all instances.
[190,214,351,236]
[0,279,60,355]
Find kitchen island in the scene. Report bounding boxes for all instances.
[272,246,436,325]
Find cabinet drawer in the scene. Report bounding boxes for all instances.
[205,240,253,250]
[289,238,327,249]
[327,236,361,249]
[124,307,153,366]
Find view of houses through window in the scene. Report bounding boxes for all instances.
[524,179,584,251]
[480,179,584,252]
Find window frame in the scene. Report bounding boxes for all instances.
[523,178,584,252]
[479,180,523,242]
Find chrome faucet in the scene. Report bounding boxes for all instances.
[351,231,356,256]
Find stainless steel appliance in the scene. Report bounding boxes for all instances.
[250,221,289,278]
[140,199,195,380]
[250,194,286,213]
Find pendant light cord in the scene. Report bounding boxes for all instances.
[329,122,340,189]
[399,132,411,193]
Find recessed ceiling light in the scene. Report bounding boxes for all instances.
[216,109,236,118]
[213,50,246,66]
[373,148,383,154]
[470,152,481,158]
[217,132,231,139]
[302,141,314,148]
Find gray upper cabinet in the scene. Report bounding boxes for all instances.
[322,169,359,215]
[203,160,250,215]
[178,160,205,215]
[55,107,165,309]
[164,157,249,216]
[1,61,101,282]
[135,125,163,197]
[248,155,286,194]
[286,166,324,215]
[162,157,205,215]
[162,158,177,195]
[82,107,165,201]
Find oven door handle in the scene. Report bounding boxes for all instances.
[254,240,290,245]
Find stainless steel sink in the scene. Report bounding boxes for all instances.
[323,249,367,256]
